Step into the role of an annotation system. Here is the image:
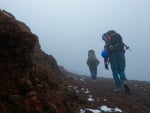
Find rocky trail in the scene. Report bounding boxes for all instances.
[62,73,150,113]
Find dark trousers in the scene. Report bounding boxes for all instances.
[109,51,127,88]
[89,67,97,80]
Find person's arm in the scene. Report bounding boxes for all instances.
[87,59,89,66]
[104,58,109,70]
[103,45,109,70]
[97,59,100,65]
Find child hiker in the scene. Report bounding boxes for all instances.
[87,50,99,81]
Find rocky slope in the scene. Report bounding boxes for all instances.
[0,10,81,113]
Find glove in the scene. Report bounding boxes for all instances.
[105,64,109,70]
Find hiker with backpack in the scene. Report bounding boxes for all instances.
[87,50,99,82]
[101,30,130,93]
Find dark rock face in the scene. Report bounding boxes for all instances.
[33,37,60,75]
[0,10,69,113]
[0,10,36,96]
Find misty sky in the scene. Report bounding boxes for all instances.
[1,0,150,81]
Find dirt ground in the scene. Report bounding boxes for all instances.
[64,74,150,113]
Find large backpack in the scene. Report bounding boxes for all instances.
[102,31,124,53]
[87,50,99,67]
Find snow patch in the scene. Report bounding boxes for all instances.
[80,78,84,81]
[100,105,112,112]
[86,109,101,113]
[79,109,101,113]
[100,105,122,112]
[80,105,123,113]
[88,95,94,102]
[84,89,90,94]
[134,84,138,87]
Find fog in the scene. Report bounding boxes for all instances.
[1,0,150,81]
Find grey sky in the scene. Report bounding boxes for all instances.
[1,0,150,81]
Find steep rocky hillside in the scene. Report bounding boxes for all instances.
[0,10,82,113]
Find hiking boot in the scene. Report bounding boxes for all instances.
[122,80,130,94]
[123,84,130,94]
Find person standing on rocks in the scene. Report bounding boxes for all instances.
[101,30,130,93]
[87,50,99,82]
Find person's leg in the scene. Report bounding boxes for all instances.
[93,67,97,80]
[118,52,127,82]
[118,52,130,93]
[109,54,121,89]
[90,68,95,80]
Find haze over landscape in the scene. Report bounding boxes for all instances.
[1,0,150,81]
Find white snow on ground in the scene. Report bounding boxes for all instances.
[73,86,80,93]
[80,78,84,81]
[80,109,85,113]
[80,109,101,113]
[134,84,138,87]
[84,89,90,94]
[80,105,123,113]
[88,95,94,102]
[144,89,147,91]
[114,107,123,112]
[68,85,72,88]
[134,84,148,91]
[71,78,124,113]
[79,78,87,84]
[71,85,91,94]
[103,98,107,102]
[85,109,101,113]
[100,105,122,112]
[100,105,112,112]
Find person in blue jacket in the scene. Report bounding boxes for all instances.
[101,30,130,93]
